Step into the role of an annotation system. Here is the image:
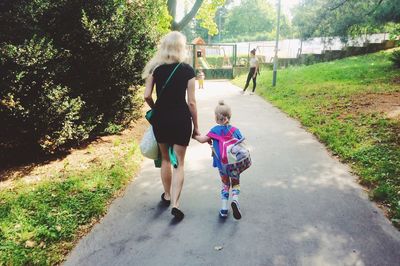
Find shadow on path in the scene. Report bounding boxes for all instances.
[65,81,400,266]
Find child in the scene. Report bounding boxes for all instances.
[197,69,205,89]
[194,100,244,219]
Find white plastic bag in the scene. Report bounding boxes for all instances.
[140,126,159,160]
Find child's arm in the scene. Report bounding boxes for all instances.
[194,134,212,144]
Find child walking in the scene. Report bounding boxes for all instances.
[197,69,205,89]
[193,100,244,219]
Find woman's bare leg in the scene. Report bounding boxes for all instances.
[171,144,187,209]
[159,143,171,200]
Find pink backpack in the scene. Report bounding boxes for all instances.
[207,127,251,178]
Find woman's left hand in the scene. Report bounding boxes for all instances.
[192,128,200,138]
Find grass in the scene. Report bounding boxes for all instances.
[0,139,142,265]
[233,48,400,226]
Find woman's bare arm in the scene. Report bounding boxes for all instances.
[144,75,155,109]
[253,60,259,78]
[187,77,199,136]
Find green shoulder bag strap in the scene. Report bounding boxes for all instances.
[145,62,182,122]
[159,62,182,96]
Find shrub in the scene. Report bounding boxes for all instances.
[0,0,169,161]
[389,50,400,68]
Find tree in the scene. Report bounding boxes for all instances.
[168,0,225,35]
[222,0,276,41]
[0,0,169,161]
[292,0,400,39]
[182,18,210,42]
[195,0,226,36]
[168,0,204,31]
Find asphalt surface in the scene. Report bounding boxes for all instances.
[65,81,400,266]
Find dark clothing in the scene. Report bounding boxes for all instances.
[150,62,196,146]
[243,67,257,92]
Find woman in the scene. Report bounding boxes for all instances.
[142,31,199,220]
[242,49,259,95]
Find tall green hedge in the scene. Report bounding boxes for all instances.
[0,0,169,162]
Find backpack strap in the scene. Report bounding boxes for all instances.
[207,132,222,141]
[207,126,237,141]
[207,126,237,163]
[224,126,237,138]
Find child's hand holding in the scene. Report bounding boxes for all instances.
[193,134,211,144]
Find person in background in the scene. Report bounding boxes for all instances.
[197,68,205,89]
[242,48,259,95]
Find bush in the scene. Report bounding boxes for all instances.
[0,0,169,160]
[389,50,400,68]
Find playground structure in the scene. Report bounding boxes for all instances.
[234,33,396,67]
[195,46,233,69]
[185,32,396,79]
[188,37,237,79]
[236,44,274,67]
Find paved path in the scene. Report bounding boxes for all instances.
[65,81,400,266]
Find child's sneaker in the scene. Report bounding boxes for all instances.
[231,200,242,220]
[219,209,228,218]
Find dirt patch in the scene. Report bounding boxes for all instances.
[348,91,400,121]
[0,118,148,190]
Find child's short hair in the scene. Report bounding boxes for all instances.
[215,100,231,124]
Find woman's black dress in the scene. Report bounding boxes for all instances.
[151,63,196,146]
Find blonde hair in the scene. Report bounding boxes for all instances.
[215,100,231,124]
[142,31,187,79]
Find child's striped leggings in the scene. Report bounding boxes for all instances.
[220,175,240,200]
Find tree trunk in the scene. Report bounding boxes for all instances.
[168,0,204,31]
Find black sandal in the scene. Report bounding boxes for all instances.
[161,193,171,205]
[171,207,184,220]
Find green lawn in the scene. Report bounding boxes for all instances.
[0,139,142,264]
[233,48,400,226]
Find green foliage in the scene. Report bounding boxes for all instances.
[389,50,400,68]
[0,0,166,158]
[196,0,226,36]
[168,0,224,33]
[222,31,276,42]
[223,0,275,40]
[182,0,292,43]
[103,123,124,135]
[385,23,400,40]
[182,18,209,42]
[0,140,142,264]
[293,0,400,39]
[233,49,400,224]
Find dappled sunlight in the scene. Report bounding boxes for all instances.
[261,162,359,192]
[137,180,161,190]
[195,80,242,102]
[283,129,318,145]
[261,179,289,189]
[291,225,365,266]
[297,138,318,145]
[284,130,317,145]
[197,184,212,191]
[293,163,358,191]
[65,80,400,266]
